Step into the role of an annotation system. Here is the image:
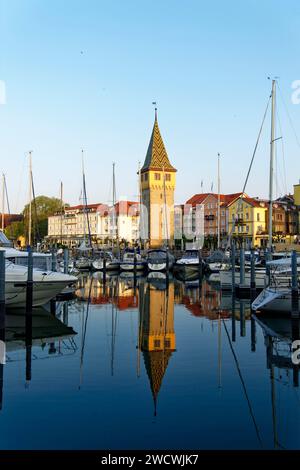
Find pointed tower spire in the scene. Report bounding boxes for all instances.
[141,109,176,172]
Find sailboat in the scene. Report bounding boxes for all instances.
[174,249,205,280]
[75,151,93,270]
[92,163,120,271]
[251,80,300,313]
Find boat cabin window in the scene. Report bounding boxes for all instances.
[0,232,13,247]
[186,251,198,258]
[13,255,52,271]
[148,251,166,260]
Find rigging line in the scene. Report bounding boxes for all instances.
[275,107,288,196]
[31,172,41,243]
[4,175,10,215]
[274,139,280,199]
[277,83,300,149]
[82,167,92,249]
[4,175,13,240]
[226,94,271,250]
[222,319,264,448]
[242,94,272,195]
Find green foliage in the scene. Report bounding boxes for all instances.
[22,196,68,243]
[4,221,25,240]
[203,235,217,250]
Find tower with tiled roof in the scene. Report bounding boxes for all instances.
[140,109,177,248]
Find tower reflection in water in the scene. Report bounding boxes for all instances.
[138,276,176,416]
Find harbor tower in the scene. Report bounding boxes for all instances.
[140,109,177,248]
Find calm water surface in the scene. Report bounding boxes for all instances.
[1,272,300,450]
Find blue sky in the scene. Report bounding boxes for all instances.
[1,0,300,212]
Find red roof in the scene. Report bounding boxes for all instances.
[67,203,102,211]
[186,193,212,205]
[96,203,110,216]
[114,201,139,216]
[242,197,264,208]
[186,192,244,207]
[220,192,244,204]
[0,214,23,228]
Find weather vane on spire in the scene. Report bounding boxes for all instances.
[152,101,157,120]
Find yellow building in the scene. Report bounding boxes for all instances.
[140,110,177,248]
[227,196,267,247]
[138,281,176,415]
[294,183,300,234]
[294,183,300,206]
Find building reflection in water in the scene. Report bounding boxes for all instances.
[76,272,139,310]
[138,276,176,416]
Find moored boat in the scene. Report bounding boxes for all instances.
[75,257,92,270]
[251,257,300,314]
[120,251,145,271]
[175,249,206,275]
[5,262,78,308]
[92,251,120,271]
[146,249,174,272]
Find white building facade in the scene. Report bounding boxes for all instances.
[47,201,140,246]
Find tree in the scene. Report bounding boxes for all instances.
[4,220,25,240]
[23,196,68,243]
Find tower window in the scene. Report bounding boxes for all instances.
[154,173,161,180]
[144,173,148,181]
[154,339,161,348]
[164,173,171,181]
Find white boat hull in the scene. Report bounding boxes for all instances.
[252,287,299,313]
[220,270,268,290]
[120,263,145,271]
[208,272,220,282]
[75,260,92,270]
[4,264,77,308]
[5,280,75,308]
[208,262,229,273]
[147,262,167,272]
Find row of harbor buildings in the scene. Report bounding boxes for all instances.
[46,187,300,249]
[46,111,300,249]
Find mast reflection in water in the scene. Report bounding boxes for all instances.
[0,273,298,450]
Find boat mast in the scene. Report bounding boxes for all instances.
[28,151,33,246]
[81,150,87,247]
[162,165,169,248]
[113,162,116,238]
[112,162,119,250]
[268,79,276,251]
[81,150,92,249]
[60,181,63,245]
[217,153,221,249]
[138,160,142,248]
[1,174,5,232]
